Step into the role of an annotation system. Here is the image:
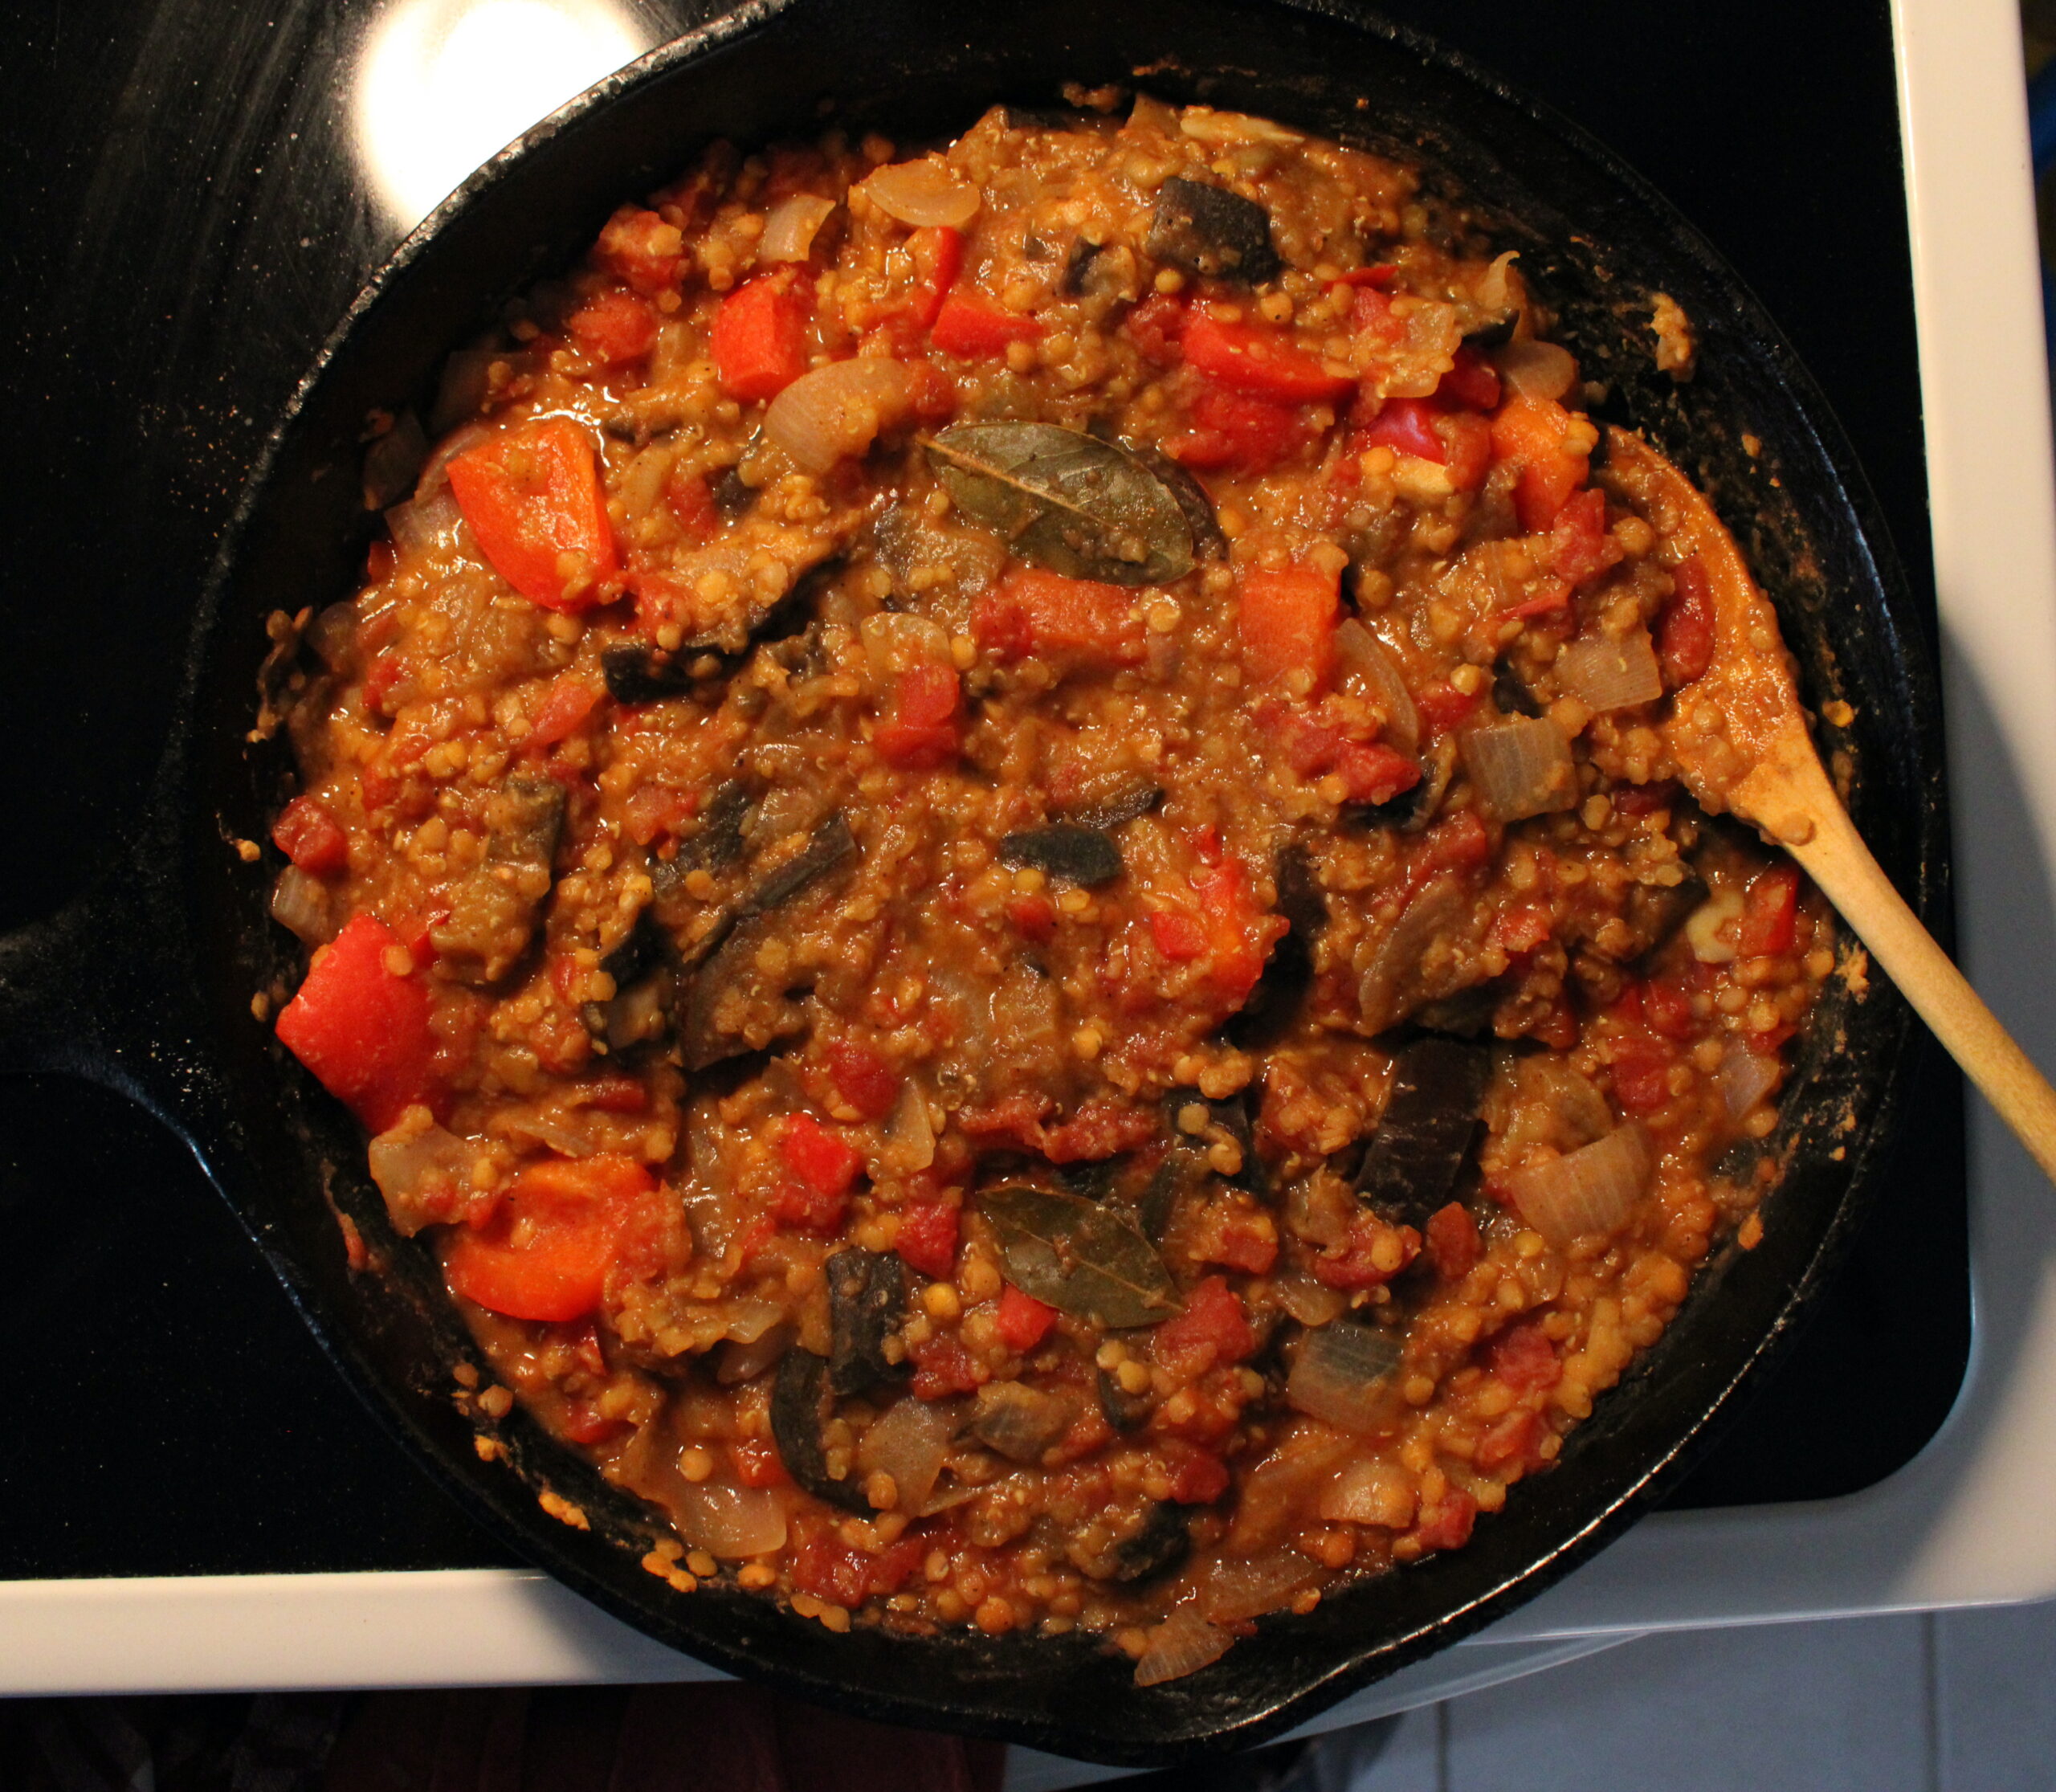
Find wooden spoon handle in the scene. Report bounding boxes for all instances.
[1746,745,2056,1185]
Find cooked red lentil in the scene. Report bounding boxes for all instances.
[264,95,1831,1683]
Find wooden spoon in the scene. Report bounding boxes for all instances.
[1603,428,2056,1183]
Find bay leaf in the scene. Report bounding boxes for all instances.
[977,1184,1181,1329]
[925,422,1195,586]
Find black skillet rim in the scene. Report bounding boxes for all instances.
[145,0,1941,1765]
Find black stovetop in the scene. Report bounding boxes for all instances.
[0,0,1967,1581]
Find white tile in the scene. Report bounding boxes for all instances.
[1444,1614,1932,1792]
[1303,1705,1440,1791]
[1937,1598,2056,1791]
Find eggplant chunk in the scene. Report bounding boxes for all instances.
[997,823,1123,887]
[602,643,703,704]
[1097,1365,1153,1433]
[678,814,859,1069]
[969,1381,1077,1463]
[1100,1502,1195,1583]
[770,1348,871,1512]
[1144,176,1281,284]
[1062,781,1164,831]
[683,780,754,873]
[1356,1038,1491,1224]
[430,776,565,985]
[1163,1085,1268,1196]
[1229,843,1328,1050]
[825,1249,910,1397]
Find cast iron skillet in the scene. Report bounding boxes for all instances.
[0,0,1943,1765]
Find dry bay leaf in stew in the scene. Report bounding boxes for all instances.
[263,93,1842,1689]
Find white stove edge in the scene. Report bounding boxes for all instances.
[5,0,2050,1717]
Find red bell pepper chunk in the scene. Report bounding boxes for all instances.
[930,290,1044,357]
[1437,345,1503,411]
[1357,395,1446,463]
[1658,557,1717,688]
[711,270,814,402]
[872,664,961,769]
[1738,864,1802,957]
[1181,308,1354,403]
[447,419,618,610]
[275,913,443,1132]
[1237,563,1340,691]
[777,1111,865,1197]
[895,1198,960,1280]
[971,567,1144,667]
[443,1154,662,1324]
[271,794,349,876]
[565,286,659,365]
[994,1284,1058,1352]
[907,225,964,329]
[1148,908,1209,961]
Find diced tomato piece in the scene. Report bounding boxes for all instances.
[1609,1033,1675,1112]
[1168,378,1310,476]
[1006,891,1058,942]
[1336,263,1399,290]
[1612,778,1682,816]
[1639,977,1699,1041]
[272,794,349,876]
[1489,391,1590,533]
[791,1530,872,1608]
[826,1039,900,1122]
[971,567,1144,667]
[1152,1276,1257,1379]
[1189,858,1288,1004]
[1440,411,1494,493]
[578,1073,650,1115]
[910,1331,985,1399]
[594,205,687,295]
[275,913,443,1131]
[1123,291,1188,364]
[1487,1321,1562,1393]
[1333,741,1422,806]
[565,287,659,365]
[995,1284,1058,1353]
[443,1154,661,1324]
[663,468,720,544]
[872,663,961,769]
[1162,1443,1231,1505]
[1348,282,1403,339]
[732,1437,792,1489]
[1490,903,1554,955]
[1419,810,1494,877]
[1739,864,1802,958]
[1475,1410,1549,1476]
[1237,563,1340,692]
[1425,1202,1481,1280]
[711,270,813,402]
[1437,345,1502,411]
[527,675,601,748]
[777,1112,864,1198]
[1658,557,1717,688]
[1038,1099,1159,1165]
[1415,681,1481,734]
[1312,1214,1422,1289]
[895,1198,960,1280]
[1546,488,1620,589]
[866,1531,932,1597]
[447,419,618,610]
[1189,1202,1279,1275]
[773,1178,849,1231]
[560,1398,626,1447]
[1357,394,1446,463]
[1181,308,1354,403]
[931,291,1045,357]
[622,783,698,845]
[1148,908,1209,961]
[365,537,398,582]
[1409,1488,1479,1553]
[907,225,964,329]
[1503,579,1573,622]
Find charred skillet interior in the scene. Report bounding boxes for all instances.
[67,0,1936,1765]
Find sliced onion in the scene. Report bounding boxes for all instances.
[666,1477,788,1559]
[860,610,952,682]
[416,421,491,495]
[367,1116,478,1236]
[1718,1043,1782,1122]
[1178,108,1303,147]
[269,864,336,946]
[856,1396,957,1511]
[1507,1122,1654,1247]
[1461,716,1577,823]
[1687,889,1746,964]
[858,157,981,228]
[715,1322,793,1386]
[1334,619,1421,757]
[1557,628,1663,713]
[1201,1553,1320,1624]
[763,357,914,474]
[882,1080,937,1173]
[759,194,837,263]
[1273,1272,1348,1329]
[384,486,462,557]
[1285,1321,1403,1436]
[1497,338,1578,402]
[1318,1458,1418,1529]
[1133,1610,1234,1688]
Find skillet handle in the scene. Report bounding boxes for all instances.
[0,870,198,1123]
